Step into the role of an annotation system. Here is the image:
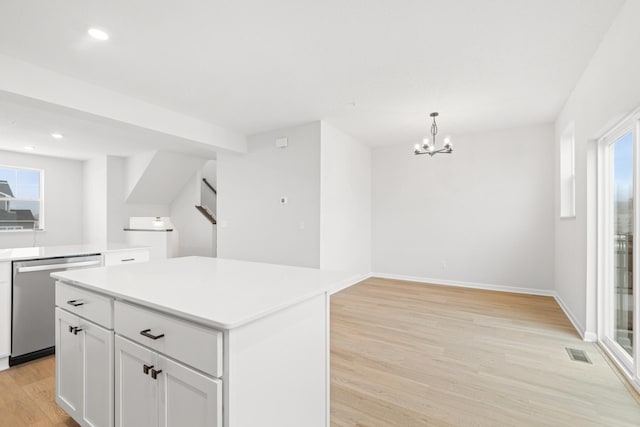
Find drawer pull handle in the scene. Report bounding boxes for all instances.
[140,329,165,340]
[150,368,162,380]
[67,300,84,307]
[121,258,135,262]
[72,326,83,335]
[143,364,154,375]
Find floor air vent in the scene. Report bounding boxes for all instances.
[566,347,591,364]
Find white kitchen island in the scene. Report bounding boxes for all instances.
[51,256,360,427]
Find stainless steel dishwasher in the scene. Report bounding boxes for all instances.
[10,254,103,365]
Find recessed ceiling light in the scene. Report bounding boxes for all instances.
[24,146,35,151]
[88,28,109,41]
[51,133,64,139]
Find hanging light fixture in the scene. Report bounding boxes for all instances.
[413,112,453,157]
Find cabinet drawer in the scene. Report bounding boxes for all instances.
[115,301,222,378]
[56,282,114,329]
[0,262,10,283]
[104,250,149,267]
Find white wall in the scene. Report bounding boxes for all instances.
[217,122,321,268]
[126,204,170,218]
[0,150,84,248]
[372,124,555,292]
[554,0,640,338]
[82,157,108,245]
[320,122,372,273]
[126,151,206,205]
[107,156,126,244]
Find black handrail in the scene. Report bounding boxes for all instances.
[202,178,217,195]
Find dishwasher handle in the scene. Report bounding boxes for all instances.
[16,260,102,273]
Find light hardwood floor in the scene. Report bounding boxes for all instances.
[330,277,640,426]
[2,277,639,426]
[0,356,76,427]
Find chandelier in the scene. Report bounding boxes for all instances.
[413,112,453,157]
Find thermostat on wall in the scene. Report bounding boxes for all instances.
[275,137,288,148]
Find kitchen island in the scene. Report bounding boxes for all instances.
[52,256,360,427]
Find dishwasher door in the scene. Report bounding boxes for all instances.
[11,255,102,365]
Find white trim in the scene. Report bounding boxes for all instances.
[327,273,371,295]
[598,342,640,395]
[596,106,640,142]
[0,164,44,230]
[553,292,595,341]
[0,356,7,372]
[370,272,554,296]
[596,112,640,378]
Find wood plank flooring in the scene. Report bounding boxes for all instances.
[0,356,76,427]
[330,277,640,426]
[1,277,639,426]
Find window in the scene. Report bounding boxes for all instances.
[560,123,576,218]
[0,166,43,231]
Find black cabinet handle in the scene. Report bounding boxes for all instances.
[68,325,74,333]
[140,329,165,340]
[67,300,84,307]
[121,258,135,262]
[143,364,154,375]
[72,327,83,335]
[150,368,162,380]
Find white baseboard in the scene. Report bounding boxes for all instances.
[0,356,8,372]
[552,293,593,341]
[370,272,555,296]
[327,273,371,295]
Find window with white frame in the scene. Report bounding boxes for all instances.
[0,166,43,231]
[560,123,576,218]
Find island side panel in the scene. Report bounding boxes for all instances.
[225,293,328,427]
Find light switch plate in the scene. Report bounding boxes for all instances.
[276,137,288,148]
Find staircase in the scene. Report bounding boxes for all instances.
[195,178,217,224]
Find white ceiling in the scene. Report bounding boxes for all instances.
[0,0,625,147]
[0,92,218,160]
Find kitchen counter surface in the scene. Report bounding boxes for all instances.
[52,256,360,330]
[0,243,149,262]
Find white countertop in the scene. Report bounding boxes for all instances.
[52,257,361,330]
[0,243,149,262]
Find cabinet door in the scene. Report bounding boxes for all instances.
[55,308,82,419]
[115,336,158,427]
[158,355,222,427]
[82,320,114,427]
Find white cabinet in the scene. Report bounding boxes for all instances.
[56,306,114,427]
[115,336,221,427]
[115,335,158,427]
[104,249,150,267]
[56,308,82,419]
[0,261,10,361]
